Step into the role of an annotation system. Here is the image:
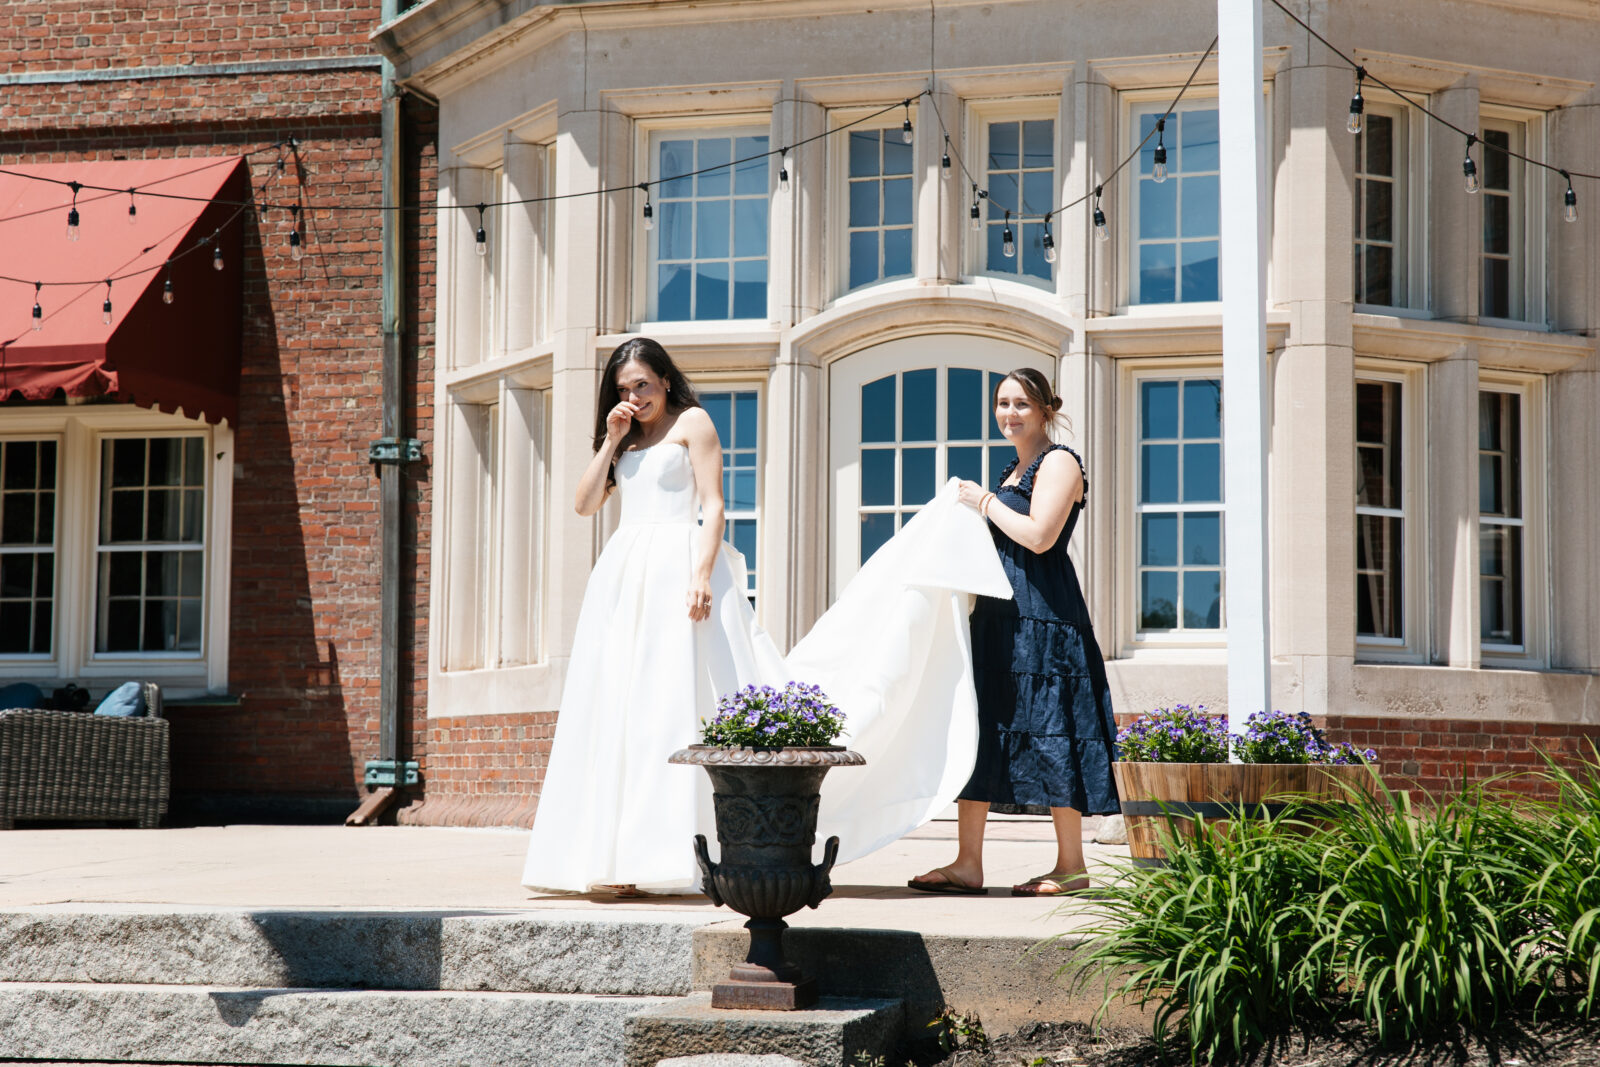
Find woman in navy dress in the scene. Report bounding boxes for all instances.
[909,367,1120,896]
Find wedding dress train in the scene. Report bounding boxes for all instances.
[521,441,1009,893]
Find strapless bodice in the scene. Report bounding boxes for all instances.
[615,442,698,525]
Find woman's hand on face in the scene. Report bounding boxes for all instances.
[956,480,988,510]
[605,401,638,445]
[686,578,714,622]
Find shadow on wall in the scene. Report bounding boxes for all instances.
[167,199,358,823]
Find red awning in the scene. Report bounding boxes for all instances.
[0,156,246,426]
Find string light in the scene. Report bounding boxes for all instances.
[101,280,113,326]
[1152,119,1169,183]
[163,269,175,304]
[31,282,42,331]
[1041,212,1057,263]
[639,183,654,231]
[212,240,224,271]
[1092,185,1108,242]
[900,100,914,145]
[474,203,488,256]
[1562,171,1578,223]
[778,150,789,193]
[1347,67,1366,135]
[941,136,951,171]
[289,203,304,261]
[1463,134,1479,194]
[1001,210,1016,258]
[970,186,985,231]
[66,181,82,241]
[127,188,138,225]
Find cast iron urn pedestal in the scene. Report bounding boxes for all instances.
[667,744,866,1010]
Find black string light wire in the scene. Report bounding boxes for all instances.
[1268,0,1594,221]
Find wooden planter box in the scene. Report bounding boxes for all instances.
[1112,761,1374,866]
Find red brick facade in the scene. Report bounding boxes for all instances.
[400,713,558,828]
[3,1,437,818]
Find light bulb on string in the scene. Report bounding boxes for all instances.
[289,204,304,261]
[778,149,789,193]
[1093,185,1109,243]
[31,282,42,331]
[941,136,951,172]
[127,188,138,225]
[640,183,655,231]
[970,186,985,232]
[1347,67,1366,135]
[163,271,175,305]
[1001,211,1016,258]
[1562,171,1578,223]
[900,100,914,145]
[212,233,224,272]
[474,204,488,256]
[1042,213,1057,263]
[102,281,113,326]
[66,181,82,241]
[1463,134,1480,194]
[1152,119,1168,183]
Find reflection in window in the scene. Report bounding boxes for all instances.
[0,439,57,655]
[96,437,206,654]
[1132,105,1219,303]
[704,390,761,604]
[984,118,1054,282]
[845,129,914,291]
[859,367,1015,565]
[1479,390,1523,647]
[652,132,769,321]
[1354,109,1407,306]
[1136,378,1223,631]
[1480,121,1524,320]
[1355,381,1403,641]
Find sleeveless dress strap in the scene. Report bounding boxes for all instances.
[1014,443,1089,504]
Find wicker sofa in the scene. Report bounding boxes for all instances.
[0,682,168,830]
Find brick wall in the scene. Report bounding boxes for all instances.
[398,713,558,828]
[3,2,436,816]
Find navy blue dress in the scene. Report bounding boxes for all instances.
[958,445,1121,815]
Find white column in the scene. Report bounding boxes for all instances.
[1218,0,1271,734]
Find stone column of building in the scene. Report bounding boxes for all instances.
[1268,46,1358,715]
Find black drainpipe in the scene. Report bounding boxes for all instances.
[349,0,422,824]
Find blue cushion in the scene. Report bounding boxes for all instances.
[93,682,146,717]
[0,682,44,710]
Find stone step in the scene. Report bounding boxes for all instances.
[0,907,710,995]
[0,981,671,1067]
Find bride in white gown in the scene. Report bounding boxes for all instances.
[522,338,1009,894]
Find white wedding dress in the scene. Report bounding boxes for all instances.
[521,441,1010,893]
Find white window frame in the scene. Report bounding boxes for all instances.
[698,380,766,606]
[1354,362,1426,663]
[0,435,60,661]
[965,97,1062,290]
[0,406,233,694]
[1116,361,1228,654]
[1353,100,1411,309]
[1353,91,1427,313]
[1478,374,1548,667]
[1121,93,1225,310]
[831,110,916,298]
[636,118,773,326]
[1478,106,1545,327]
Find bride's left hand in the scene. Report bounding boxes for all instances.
[686,579,714,622]
[955,480,987,510]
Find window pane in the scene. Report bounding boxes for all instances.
[861,377,896,442]
[696,262,730,320]
[110,439,145,487]
[882,227,912,280]
[1180,241,1219,302]
[1021,223,1050,281]
[732,259,766,319]
[1180,109,1219,171]
[902,369,936,442]
[1365,116,1393,176]
[696,201,730,259]
[1484,195,1510,256]
[704,393,732,442]
[849,231,879,290]
[860,513,895,565]
[882,135,913,176]
[882,178,913,226]
[861,449,895,505]
[1361,245,1393,306]
[1141,513,1177,566]
[1184,512,1222,565]
[989,121,1018,170]
[988,172,1019,216]
[659,201,692,260]
[1355,515,1403,638]
[1183,570,1222,628]
[657,264,691,320]
[0,601,32,653]
[1183,379,1221,438]
[1141,444,1179,504]
[1483,129,1511,191]
[659,140,694,197]
[1183,442,1222,502]
[849,181,878,228]
[0,497,36,545]
[1483,259,1510,319]
[1180,175,1219,237]
[1141,381,1180,438]
[734,393,758,449]
[733,198,768,258]
[1021,119,1053,168]
[697,138,731,196]
[1138,243,1177,303]
[1141,571,1178,629]
[1022,171,1054,218]
[1479,524,1523,646]
[1365,181,1393,242]
[902,447,936,506]
[733,136,767,194]
[947,446,982,484]
[1138,178,1177,239]
[849,130,880,177]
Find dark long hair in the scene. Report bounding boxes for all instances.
[593,337,701,485]
[993,367,1072,438]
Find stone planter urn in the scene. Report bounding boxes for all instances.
[667,744,865,1010]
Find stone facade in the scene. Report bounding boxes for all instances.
[373,0,1600,821]
[0,1,438,817]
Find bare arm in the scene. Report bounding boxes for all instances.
[574,401,637,517]
[983,450,1083,554]
[681,407,725,622]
